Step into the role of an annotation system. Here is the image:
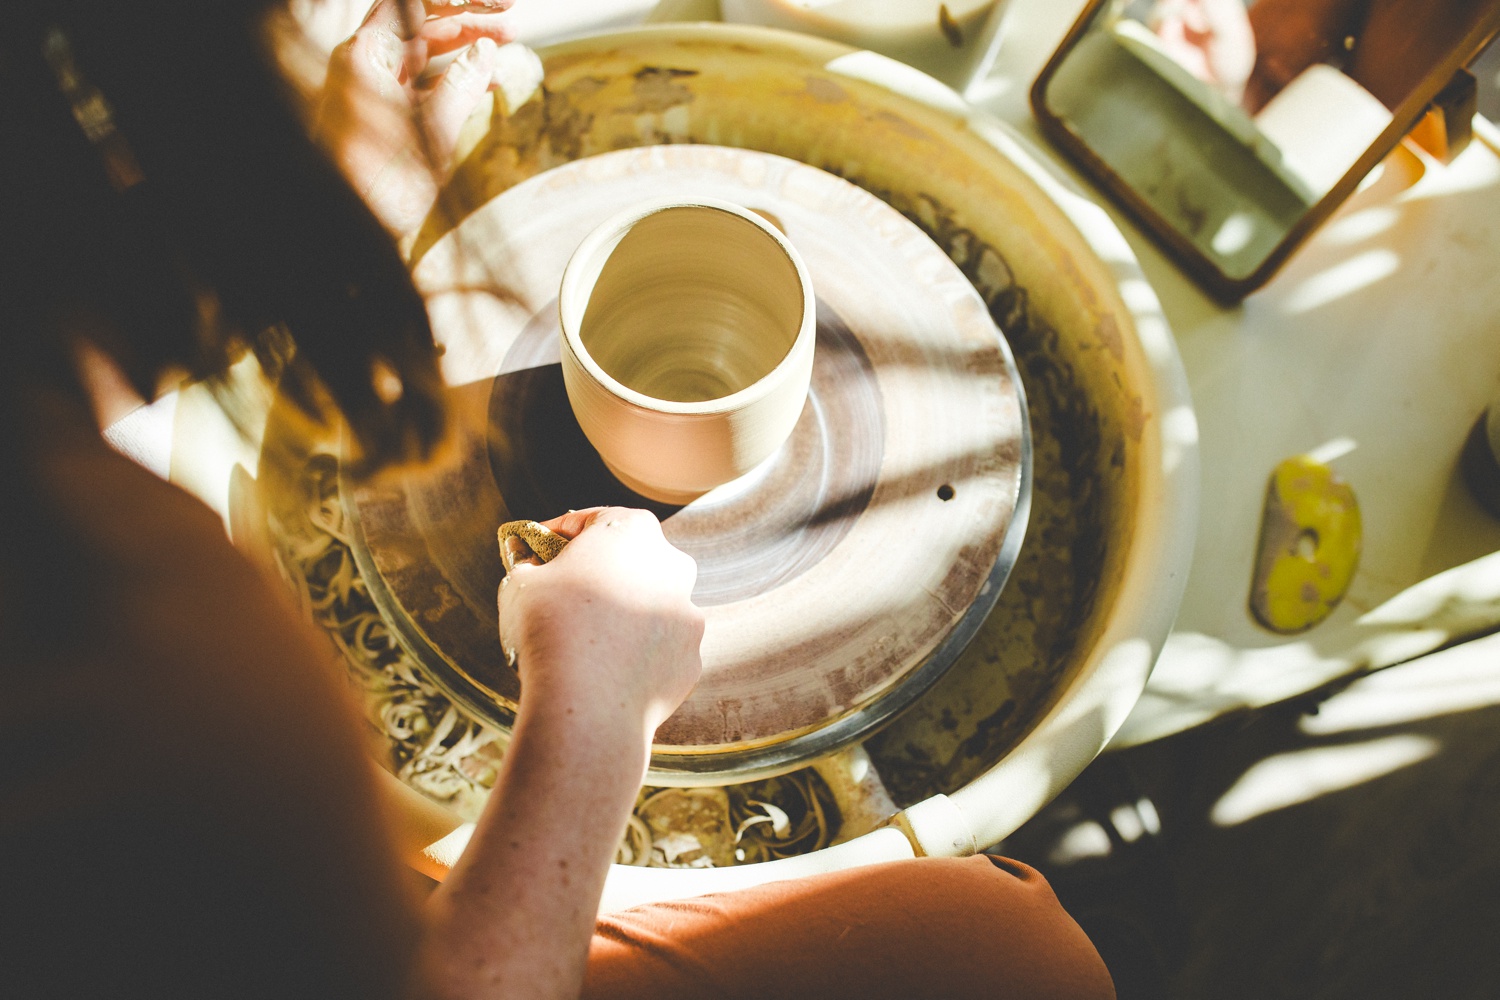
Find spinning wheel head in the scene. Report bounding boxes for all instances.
[346,146,1031,784]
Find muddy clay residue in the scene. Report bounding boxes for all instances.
[859,193,1109,804]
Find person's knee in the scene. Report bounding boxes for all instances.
[586,856,1115,1000]
[882,856,1117,999]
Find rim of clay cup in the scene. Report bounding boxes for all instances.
[558,195,817,417]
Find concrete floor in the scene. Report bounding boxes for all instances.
[997,629,1500,1000]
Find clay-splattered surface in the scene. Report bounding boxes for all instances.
[864,199,1111,804]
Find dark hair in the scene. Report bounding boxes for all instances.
[0,0,447,472]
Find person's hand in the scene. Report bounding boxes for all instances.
[498,507,705,738]
[1149,0,1257,103]
[426,510,699,999]
[317,0,517,237]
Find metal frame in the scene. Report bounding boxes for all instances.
[1030,0,1500,302]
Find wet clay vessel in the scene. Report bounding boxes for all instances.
[559,198,816,504]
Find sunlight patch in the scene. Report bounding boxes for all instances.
[1210,735,1438,826]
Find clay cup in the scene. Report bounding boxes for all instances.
[559,197,816,504]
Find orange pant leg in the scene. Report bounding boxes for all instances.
[584,855,1116,1000]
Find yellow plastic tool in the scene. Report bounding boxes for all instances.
[1249,455,1362,634]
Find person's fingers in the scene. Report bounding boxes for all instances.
[571,507,696,592]
[424,0,515,17]
[581,507,666,538]
[419,13,517,56]
[672,544,699,593]
[420,36,503,151]
[342,0,430,90]
[534,507,609,540]
[358,0,433,82]
[496,557,535,656]
[502,534,544,569]
[355,0,514,82]
[361,0,429,40]
[364,0,513,39]
[516,507,694,595]
[339,24,406,90]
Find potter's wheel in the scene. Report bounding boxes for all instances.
[345,145,1030,783]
